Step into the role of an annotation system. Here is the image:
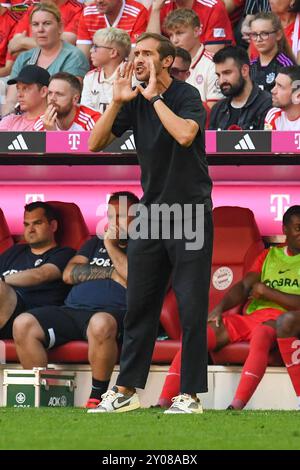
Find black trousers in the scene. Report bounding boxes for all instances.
[116,211,213,394]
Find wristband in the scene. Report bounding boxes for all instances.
[150,94,164,105]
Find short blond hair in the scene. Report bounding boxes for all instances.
[93,27,131,60]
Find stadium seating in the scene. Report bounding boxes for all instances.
[0,208,14,254]
[1,206,284,367]
[1,201,91,364]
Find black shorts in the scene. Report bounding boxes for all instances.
[0,294,27,340]
[27,305,125,349]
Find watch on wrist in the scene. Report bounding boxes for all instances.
[150,94,164,105]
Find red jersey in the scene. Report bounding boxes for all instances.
[36,105,101,131]
[11,0,83,36]
[155,0,233,46]
[0,8,19,67]
[76,0,148,45]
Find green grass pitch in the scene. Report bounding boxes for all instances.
[0,408,299,450]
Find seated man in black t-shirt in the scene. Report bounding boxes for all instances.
[13,191,139,409]
[0,201,75,340]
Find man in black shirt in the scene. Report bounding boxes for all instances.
[89,32,213,414]
[0,201,75,339]
[209,46,272,130]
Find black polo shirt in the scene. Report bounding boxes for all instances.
[112,79,212,208]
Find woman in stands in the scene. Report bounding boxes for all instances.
[3,2,89,115]
[249,12,296,92]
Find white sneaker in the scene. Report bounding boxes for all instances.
[164,394,203,414]
[87,386,140,413]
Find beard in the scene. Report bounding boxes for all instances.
[49,101,74,118]
[220,75,246,98]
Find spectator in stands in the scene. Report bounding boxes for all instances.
[89,32,213,415]
[3,2,89,115]
[13,191,139,409]
[0,65,48,131]
[76,0,148,59]
[164,9,222,109]
[147,0,234,54]
[37,72,100,130]
[158,205,300,410]
[209,46,272,129]
[81,27,131,113]
[170,46,191,81]
[8,0,83,61]
[250,12,296,92]
[264,65,300,130]
[0,201,75,340]
[0,4,19,78]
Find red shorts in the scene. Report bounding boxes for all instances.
[222,308,285,343]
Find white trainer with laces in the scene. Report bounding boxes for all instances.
[164,394,203,414]
[87,386,140,413]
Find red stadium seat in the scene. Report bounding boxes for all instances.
[47,201,90,250]
[0,208,14,254]
[209,206,265,312]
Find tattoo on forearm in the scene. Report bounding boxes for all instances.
[70,264,114,284]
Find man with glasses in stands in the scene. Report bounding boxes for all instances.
[170,47,191,81]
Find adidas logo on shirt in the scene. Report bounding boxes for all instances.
[8,134,28,151]
[234,133,255,150]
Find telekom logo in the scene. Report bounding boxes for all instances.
[270,195,290,221]
[68,134,81,150]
